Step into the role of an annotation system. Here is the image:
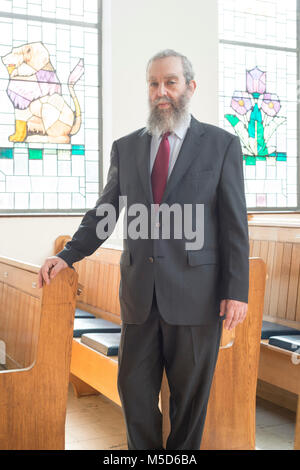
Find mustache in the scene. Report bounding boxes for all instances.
[153,96,174,106]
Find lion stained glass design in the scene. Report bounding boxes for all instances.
[2,42,84,144]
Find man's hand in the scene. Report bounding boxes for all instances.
[38,256,68,288]
[219,299,248,330]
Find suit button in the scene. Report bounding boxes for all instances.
[148,257,154,263]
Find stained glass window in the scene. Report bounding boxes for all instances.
[0,0,100,212]
[219,0,299,210]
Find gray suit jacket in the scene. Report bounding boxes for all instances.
[57,116,249,325]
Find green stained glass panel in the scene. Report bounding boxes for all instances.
[28,149,43,160]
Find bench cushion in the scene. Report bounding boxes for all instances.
[73,318,121,338]
[81,332,121,356]
[268,335,300,352]
[75,308,96,319]
[261,321,300,340]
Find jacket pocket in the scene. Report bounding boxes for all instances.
[187,249,219,266]
[186,168,214,183]
[120,250,131,266]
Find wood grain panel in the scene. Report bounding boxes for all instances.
[287,244,300,321]
[0,281,41,369]
[277,243,292,319]
[249,225,300,323]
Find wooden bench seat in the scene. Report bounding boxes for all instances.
[54,235,266,450]
[0,256,78,450]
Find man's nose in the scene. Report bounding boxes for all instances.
[157,83,167,97]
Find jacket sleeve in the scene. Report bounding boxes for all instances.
[56,141,120,267]
[217,135,249,303]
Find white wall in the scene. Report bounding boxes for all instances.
[110,0,219,141]
[0,0,219,265]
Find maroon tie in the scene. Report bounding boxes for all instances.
[151,132,170,205]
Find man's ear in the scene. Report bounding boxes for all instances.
[188,80,197,95]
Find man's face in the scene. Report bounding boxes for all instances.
[147,56,195,112]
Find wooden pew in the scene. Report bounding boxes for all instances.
[249,220,300,450]
[54,236,266,449]
[0,256,78,450]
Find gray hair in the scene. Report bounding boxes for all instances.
[146,49,195,84]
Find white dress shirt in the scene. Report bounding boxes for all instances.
[150,114,191,180]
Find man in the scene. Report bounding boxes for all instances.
[38,50,249,450]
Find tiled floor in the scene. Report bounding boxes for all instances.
[255,396,295,450]
[65,385,296,450]
[65,385,127,450]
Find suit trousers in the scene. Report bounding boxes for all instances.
[117,288,223,450]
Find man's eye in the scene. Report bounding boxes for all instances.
[167,81,176,85]
[150,82,158,87]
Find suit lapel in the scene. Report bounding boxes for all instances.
[160,116,205,204]
[136,129,153,204]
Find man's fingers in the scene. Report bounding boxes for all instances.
[41,262,52,285]
[219,299,226,317]
[224,310,234,330]
[38,257,67,288]
[224,305,239,330]
[237,305,247,325]
[230,314,240,330]
[38,269,43,288]
[221,300,248,330]
[225,307,247,330]
[238,309,246,324]
[50,262,63,279]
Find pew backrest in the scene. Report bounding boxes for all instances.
[0,256,78,449]
[248,222,300,329]
[55,236,121,325]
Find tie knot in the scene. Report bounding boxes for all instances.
[162,131,171,139]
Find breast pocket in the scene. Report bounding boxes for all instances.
[186,169,214,184]
[183,169,215,200]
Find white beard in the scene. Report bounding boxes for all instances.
[146,89,191,137]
